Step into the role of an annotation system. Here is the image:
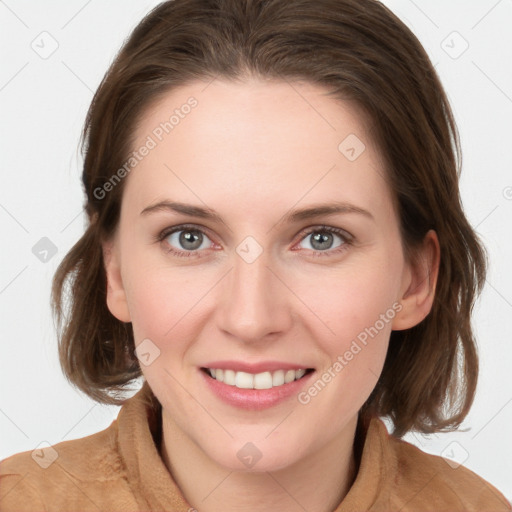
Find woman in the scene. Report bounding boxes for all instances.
[1,0,510,510]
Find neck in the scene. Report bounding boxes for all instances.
[160,412,360,512]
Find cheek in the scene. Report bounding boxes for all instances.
[123,259,191,343]
[291,259,401,343]
[296,275,395,419]
[292,259,400,399]
[123,257,221,361]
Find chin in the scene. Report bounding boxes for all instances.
[202,435,306,474]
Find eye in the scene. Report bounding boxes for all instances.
[155,224,352,259]
[156,224,215,258]
[295,226,351,257]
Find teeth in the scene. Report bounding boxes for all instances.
[224,369,236,386]
[272,370,285,386]
[295,369,306,379]
[206,368,310,389]
[284,369,295,383]
[235,371,254,389]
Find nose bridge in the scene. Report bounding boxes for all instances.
[216,239,290,341]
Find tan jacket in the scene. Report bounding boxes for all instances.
[1,381,510,511]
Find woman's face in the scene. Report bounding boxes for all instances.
[104,78,431,472]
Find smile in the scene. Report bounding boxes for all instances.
[202,368,314,389]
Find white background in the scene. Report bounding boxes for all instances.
[1,0,511,503]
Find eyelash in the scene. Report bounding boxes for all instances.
[154,223,353,259]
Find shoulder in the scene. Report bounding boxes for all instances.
[382,424,511,511]
[0,419,136,511]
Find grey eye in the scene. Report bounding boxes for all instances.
[166,229,211,251]
[299,231,344,251]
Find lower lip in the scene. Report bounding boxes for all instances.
[199,368,315,411]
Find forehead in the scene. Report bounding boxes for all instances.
[124,78,390,219]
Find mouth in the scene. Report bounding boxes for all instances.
[200,367,315,390]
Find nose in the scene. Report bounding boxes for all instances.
[215,245,293,344]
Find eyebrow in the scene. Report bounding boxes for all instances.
[139,200,374,224]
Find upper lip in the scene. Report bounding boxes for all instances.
[202,361,315,373]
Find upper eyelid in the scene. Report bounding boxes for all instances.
[160,223,216,241]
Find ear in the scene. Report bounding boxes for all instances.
[392,229,440,330]
[102,235,132,323]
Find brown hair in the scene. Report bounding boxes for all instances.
[51,0,487,437]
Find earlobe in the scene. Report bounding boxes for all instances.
[391,230,440,331]
[102,237,132,323]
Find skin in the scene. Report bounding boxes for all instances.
[103,77,440,512]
